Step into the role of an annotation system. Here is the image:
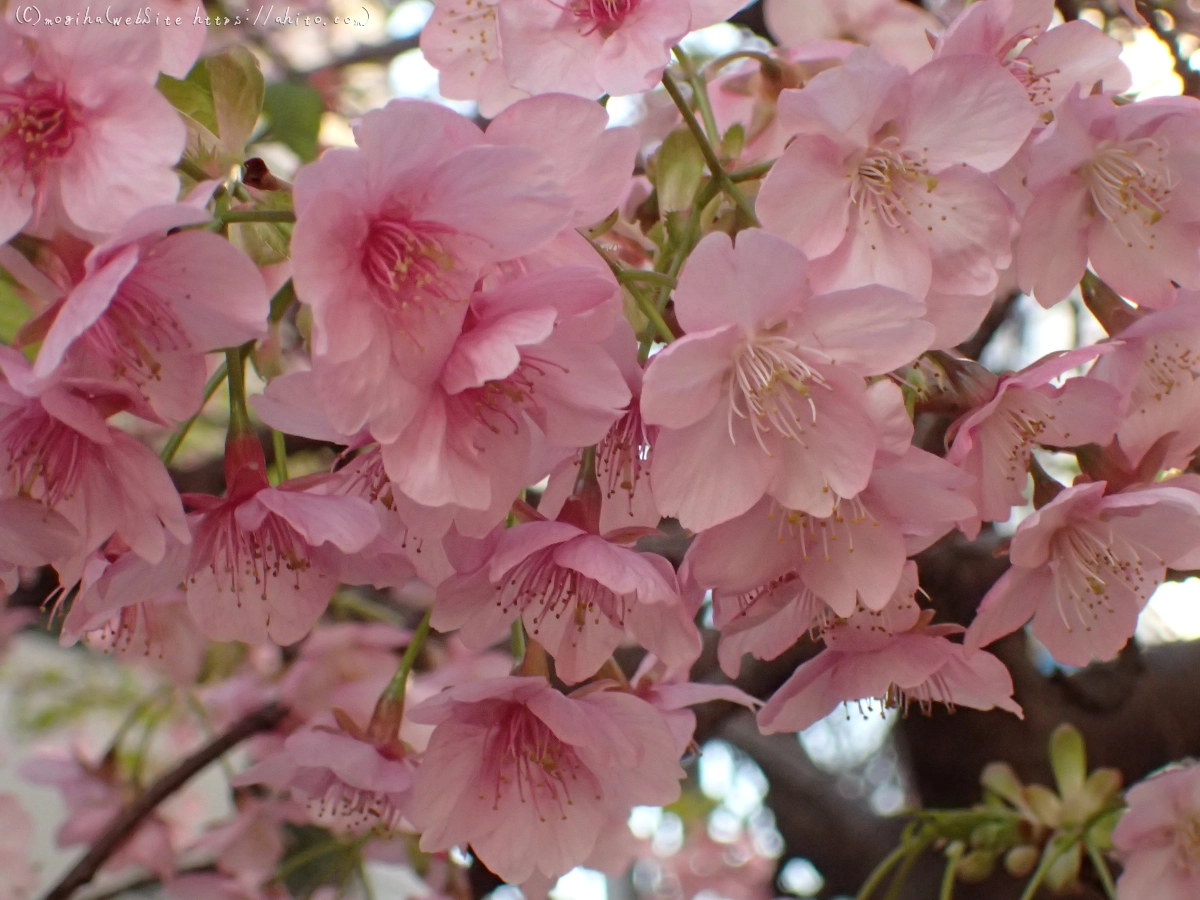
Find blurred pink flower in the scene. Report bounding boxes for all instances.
[764,0,940,70]
[0,794,37,900]
[640,229,933,531]
[409,675,684,884]
[758,50,1035,298]
[1113,761,1200,900]
[965,480,1200,667]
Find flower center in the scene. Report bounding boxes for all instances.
[1005,56,1058,111]
[0,78,78,177]
[596,402,651,515]
[361,216,460,322]
[850,137,935,230]
[307,776,404,832]
[498,547,627,636]
[82,281,191,387]
[1049,522,1155,633]
[987,389,1058,486]
[569,0,638,35]
[197,506,312,604]
[1176,813,1200,870]
[0,404,92,507]
[1141,336,1199,401]
[1082,140,1172,246]
[775,498,877,561]
[479,703,592,820]
[729,335,830,452]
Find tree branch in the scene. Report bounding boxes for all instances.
[42,703,287,900]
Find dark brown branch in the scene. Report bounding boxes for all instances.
[42,703,287,900]
[298,36,420,75]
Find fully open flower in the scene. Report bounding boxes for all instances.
[640,228,933,531]
[757,50,1035,299]
[1016,94,1200,308]
[409,675,684,884]
[965,481,1200,667]
[0,13,184,241]
[184,434,380,646]
[1113,762,1200,900]
[233,709,416,834]
[758,564,1022,733]
[30,202,269,422]
[435,519,698,683]
[946,347,1121,535]
[0,348,189,582]
[936,0,1129,118]
[290,99,572,443]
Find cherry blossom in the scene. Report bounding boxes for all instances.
[640,228,933,531]
[0,794,36,900]
[757,49,1036,299]
[1016,95,1200,308]
[759,564,1023,733]
[965,481,1200,667]
[1113,761,1200,900]
[0,13,185,242]
[409,675,684,884]
[764,0,941,70]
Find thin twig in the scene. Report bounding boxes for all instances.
[41,703,287,900]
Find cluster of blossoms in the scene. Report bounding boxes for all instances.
[2,0,1200,897]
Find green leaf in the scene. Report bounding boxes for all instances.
[263,81,325,162]
[1050,723,1088,798]
[0,278,31,345]
[656,127,706,213]
[207,47,265,156]
[722,122,745,160]
[158,63,217,135]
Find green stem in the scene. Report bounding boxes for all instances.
[224,345,253,436]
[176,158,210,183]
[268,278,296,323]
[511,619,526,662]
[882,842,925,900]
[661,70,759,227]
[939,845,963,900]
[360,862,377,900]
[329,591,407,626]
[273,839,352,883]
[1019,834,1077,900]
[618,269,677,290]
[382,609,433,703]
[272,430,288,484]
[856,843,913,900]
[1085,839,1118,900]
[586,238,676,344]
[672,46,720,144]
[730,160,776,183]
[219,209,296,225]
[161,362,228,465]
[704,50,783,80]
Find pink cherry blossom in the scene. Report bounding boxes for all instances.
[0,13,185,242]
[1089,298,1200,473]
[189,796,297,888]
[690,384,974,676]
[22,749,178,881]
[758,564,1022,733]
[421,0,531,117]
[290,99,572,443]
[1112,761,1200,900]
[0,794,36,900]
[539,318,660,533]
[0,348,189,582]
[629,654,760,755]
[764,0,941,70]
[640,228,933,531]
[965,481,1200,667]
[1016,94,1200,308]
[936,0,1129,118]
[233,710,417,834]
[183,434,380,646]
[0,495,78,594]
[946,347,1122,535]
[493,0,750,101]
[31,203,269,422]
[378,266,630,534]
[409,675,684,884]
[434,519,698,683]
[757,50,1036,299]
